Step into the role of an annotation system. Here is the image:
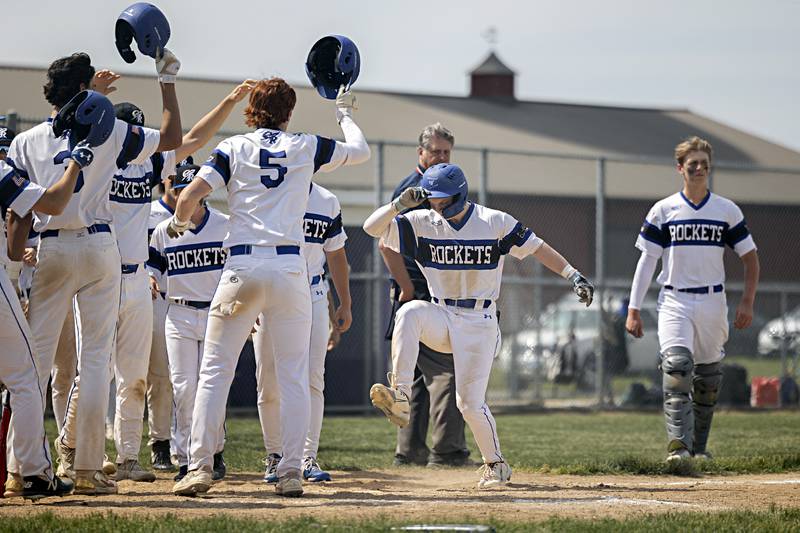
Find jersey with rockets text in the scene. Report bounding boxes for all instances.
[382,203,543,301]
[7,118,160,233]
[147,197,174,289]
[197,128,351,249]
[304,183,346,282]
[0,160,45,265]
[636,191,756,288]
[111,150,176,264]
[148,207,229,302]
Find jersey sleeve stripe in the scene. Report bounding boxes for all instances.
[724,220,751,248]
[147,246,168,274]
[150,153,165,187]
[4,157,28,178]
[204,149,232,184]
[497,222,533,255]
[313,136,336,173]
[0,168,29,209]
[396,215,418,259]
[323,213,344,240]
[639,221,667,247]
[117,124,146,169]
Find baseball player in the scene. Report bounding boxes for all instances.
[5,50,182,495]
[255,182,352,484]
[364,163,594,488]
[626,136,760,462]
[171,77,369,498]
[148,167,229,482]
[0,147,94,499]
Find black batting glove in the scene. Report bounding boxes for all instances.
[569,271,594,307]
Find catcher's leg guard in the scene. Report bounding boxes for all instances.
[692,362,723,455]
[661,346,694,452]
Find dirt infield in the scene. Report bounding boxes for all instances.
[2,470,799,522]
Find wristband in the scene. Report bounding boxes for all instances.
[560,264,577,280]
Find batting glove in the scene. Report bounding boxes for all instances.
[392,187,430,212]
[335,85,357,124]
[69,141,95,168]
[569,271,594,307]
[166,215,194,239]
[156,48,181,84]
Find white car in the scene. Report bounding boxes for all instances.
[498,295,660,388]
[757,305,800,356]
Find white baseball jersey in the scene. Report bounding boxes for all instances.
[148,208,229,301]
[636,191,757,288]
[304,183,346,281]
[7,118,160,232]
[382,203,544,301]
[111,151,176,264]
[147,197,174,289]
[197,129,351,248]
[0,160,45,265]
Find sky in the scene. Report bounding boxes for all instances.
[5,0,800,152]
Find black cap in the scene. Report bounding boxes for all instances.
[0,127,15,150]
[173,164,200,189]
[113,102,145,126]
[176,155,194,168]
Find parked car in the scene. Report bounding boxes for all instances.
[498,294,660,389]
[758,305,800,356]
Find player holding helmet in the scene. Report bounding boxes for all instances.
[364,163,594,488]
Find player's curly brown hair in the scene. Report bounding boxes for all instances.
[43,53,95,109]
[244,78,297,130]
[674,136,713,165]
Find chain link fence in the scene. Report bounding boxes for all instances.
[6,112,800,412]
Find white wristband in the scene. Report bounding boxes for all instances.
[159,74,177,84]
[560,264,577,279]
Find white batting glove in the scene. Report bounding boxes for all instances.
[166,215,194,239]
[335,85,357,124]
[156,48,181,84]
[392,187,429,212]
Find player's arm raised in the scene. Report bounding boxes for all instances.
[154,49,183,152]
[363,187,428,238]
[173,80,257,162]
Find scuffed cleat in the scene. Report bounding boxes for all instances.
[212,452,226,481]
[275,470,303,497]
[74,470,118,495]
[303,456,331,482]
[54,438,75,480]
[22,475,74,499]
[4,474,23,498]
[173,469,212,496]
[370,383,410,427]
[666,448,693,463]
[102,455,117,476]
[477,461,512,489]
[115,459,156,482]
[151,440,175,472]
[693,450,713,461]
[263,453,281,484]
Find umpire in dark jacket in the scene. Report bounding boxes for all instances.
[378,123,471,467]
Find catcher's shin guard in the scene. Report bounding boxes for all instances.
[692,362,723,454]
[661,346,694,452]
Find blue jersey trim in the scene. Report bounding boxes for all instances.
[446,203,474,231]
[417,237,500,271]
[680,190,711,211]
[4,157,28,178]
[204,149,232,185]
[313,136,336,173]
[158,198,175,215]
[190,209,211,234]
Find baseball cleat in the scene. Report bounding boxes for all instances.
[151,440,175,472]
[212,452,226,481]
[4,474,23,498]
[263,453,281,483]
[693,450,714,461]
[102,455,117,476]
[74,470,118,495]
[115,459,156,482]
[370,383,410,427]
[22,475,74,500]
[477,461,512,489]
[303,457,331,482]
[54,438,76,480]
[275,470,303,497]
[666,448,693,463]
[173,469,212,496]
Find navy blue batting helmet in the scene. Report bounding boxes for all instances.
[305,35,360,100]
[420,163,469,219]
[52,90,115,148]
[115,2,171,64]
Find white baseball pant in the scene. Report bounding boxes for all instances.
[0,267,54,478]
[51,308,77,433]
[392,300,503,463]
[657,289,729,365]
[165,303,224,467]
[188,249,311,477]
[254,279,330,458]
[25,229,120,471]
[147,293,173,445]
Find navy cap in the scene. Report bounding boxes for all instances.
[173,164,200,189]
[113,102,145,126]
[0,127,15,150]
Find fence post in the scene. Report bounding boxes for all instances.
[369,141,386,405]
[479,148,488,206]
[595,157,606,406]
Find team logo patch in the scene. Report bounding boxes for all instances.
[131,109,144,124]
[182,168,197,180]
[12,174,26,187]
[262,130,280,144]
[0,128,7,139]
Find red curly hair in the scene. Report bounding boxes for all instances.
[244,78,297,130]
